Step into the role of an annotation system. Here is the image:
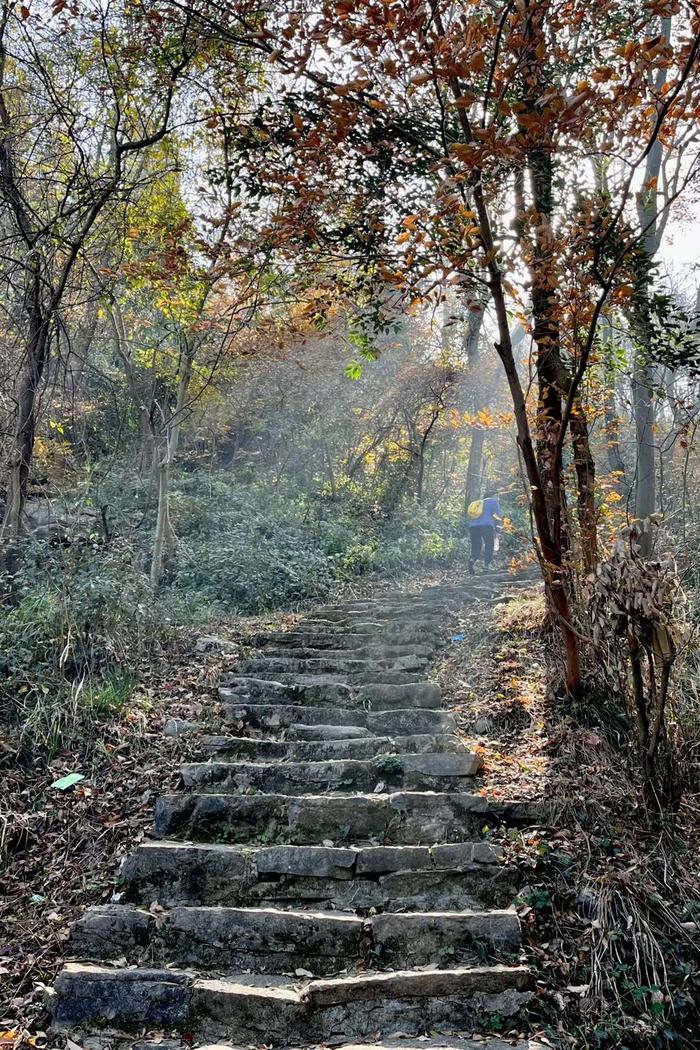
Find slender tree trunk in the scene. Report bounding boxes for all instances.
[0,273,50,568]
[151,456,172,589]
[460,287,487,511]
[632,351,656,556]
[570,399,598,571]
[149,347,193,587]
[603,367,627,480]
[630,17,672,558]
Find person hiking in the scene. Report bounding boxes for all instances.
[466,490,502,574]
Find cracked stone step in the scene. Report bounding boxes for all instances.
[69,905,364,976]
[219,676,353,704]
[52,963,531,1043]
[69,903,520,974]
[179,751,482,795]
[294,619,444,638]
[221,681,444,713]
[260,643,436,660]
[199,732,463,761]
[222,702,455,736]
[119,840,515,911]
[153,789,537,845]
[220,676,435,708]
[258,632,440,651]
[229,670,428,687]
[236,655,430,676]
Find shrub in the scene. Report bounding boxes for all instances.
[0,538,161,757]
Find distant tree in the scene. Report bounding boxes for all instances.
[0,1,197,572]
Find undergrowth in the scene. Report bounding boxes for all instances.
[459,590,700,1049]
[0,469,483,758]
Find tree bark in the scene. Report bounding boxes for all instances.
[570,399,598,572]
[149,345,193,587]
[630,16,672,558]
[0,270,50,568]
[460,291,487,510]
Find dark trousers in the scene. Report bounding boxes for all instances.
[470,525,495,565]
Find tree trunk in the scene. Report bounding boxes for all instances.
[149,346,193,587]
[630,16,672,558]
[0,273,50,569]
[460,287,487,511]
[570,399,598,572]
[150,456,174,588]
[603,363,627,480]
[632,352,656,556]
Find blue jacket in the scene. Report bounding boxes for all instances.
[469,496,501,528]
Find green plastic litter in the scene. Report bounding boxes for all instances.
[50,772,85,790]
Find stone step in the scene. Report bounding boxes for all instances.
[199,732,462,761]
[221,680,443,711]
[230,670,428,687]
[260,643,436,660]
[69,903,520,975]
[258,632,438,651]
[287,723,372,740]
[294,619,444,638]
[153,789,535,845]
[196,1040,545,1050]
[219,675,353,704]
[52,962,531,1043]
[179,751,482,795]
[120,840,511,910]
[121,835,510,911]
[222,702,455,736]
[307,605,447,622]
[236,654,429,675]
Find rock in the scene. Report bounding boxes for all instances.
[51,963,190,1027]
[254,845,356,878]
[302,964,530,1006]
[196,636,236,655]
[473,716,492,735]
[163,718,198,738]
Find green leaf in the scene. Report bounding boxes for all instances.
[50,772,85,791]
[345,360,363,380]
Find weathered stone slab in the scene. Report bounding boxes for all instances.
[153,789,527,845]
[219,677,353,705]
[189,965,530,1042]
[253,844,356,877]
[286,724,372,740]
[223,702,457,736]
[356,682,442,710]
[51,964,190,1028]
[302,963,529,1006]
[179,752,481,795]
[370,909,521,964]
[355,845,430,873]
[238,654,428,676]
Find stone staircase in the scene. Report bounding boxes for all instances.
[50,582,543,1049]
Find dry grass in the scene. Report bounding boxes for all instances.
[436,585,700,1049]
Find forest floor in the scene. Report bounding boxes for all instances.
[1,568,698,1049]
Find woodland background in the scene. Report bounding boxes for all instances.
[1,1,700,1044]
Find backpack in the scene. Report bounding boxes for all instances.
[467,499,484,520]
